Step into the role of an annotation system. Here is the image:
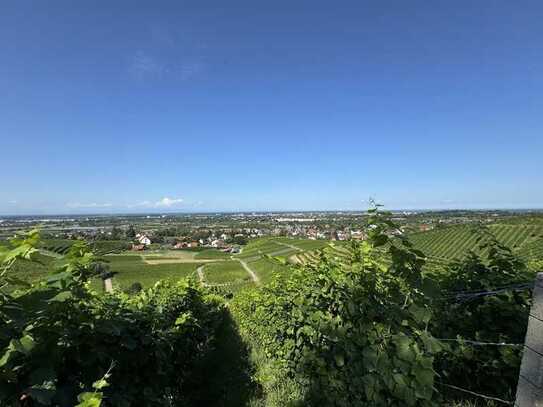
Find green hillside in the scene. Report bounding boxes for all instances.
[236,238,295,259]
[409,224,543,261]
[204,261,252,284]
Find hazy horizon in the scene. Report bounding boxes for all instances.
[2,205,543,218]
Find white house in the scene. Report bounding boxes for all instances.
[135,233,151,246]
[211,239,226,248]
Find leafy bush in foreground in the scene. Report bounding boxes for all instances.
[430,226,534,401]
[0,232,224,406]
[232,208,442,406]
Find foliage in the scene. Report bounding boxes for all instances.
[231,207,442,406]
[527,258,543,273]
[123,281,143,295]
[0,231,224,406]
[1,213,537,406]
[430,225,533,401]
[125,225,136,240]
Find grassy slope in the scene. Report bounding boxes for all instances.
[204,261,252,284]
[237,240,287,259]
[246,257,289,284]
[232,238,344,283]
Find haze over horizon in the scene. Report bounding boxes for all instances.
[1,1,542,214]
[2,204,543,217]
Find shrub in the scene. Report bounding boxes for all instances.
[430,226,533,401]
[0,232,224,406]
[232,208,441,406]
[124,281,143,295]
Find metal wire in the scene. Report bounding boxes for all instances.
[435,338,523,347]
[442,282,534,303]
[438,382,514,405]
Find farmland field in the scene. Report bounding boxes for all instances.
[194,248,231,260]
[7,251,207,292]
[97,255,200,289]
[203,261,253,284]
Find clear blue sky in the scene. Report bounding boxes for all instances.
[1,1,542,214]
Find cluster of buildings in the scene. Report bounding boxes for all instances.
[267,224,370,241]
[131,232,241,253]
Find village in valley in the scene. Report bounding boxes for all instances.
[1,209,534,251]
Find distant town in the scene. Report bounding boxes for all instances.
[2,209,542,252]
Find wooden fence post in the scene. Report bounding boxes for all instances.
[516,272,543,406]
[103,277,113,293]
[101,271,115,294]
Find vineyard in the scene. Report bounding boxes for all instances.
[290,243,351,266]
[40,239,132,256]
[14,226,543,297]
[516,237,543,261]
[229,211,536,406]
[39,239,75,255]
[287,225,543,275]
[409,224,543,262]
[203,261,252,285]
[236,239,292,260]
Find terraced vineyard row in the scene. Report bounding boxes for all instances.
[206,281,255,296]
[227,238,339,286]
[516,238,543,261]
[237,237,330,260]
[236,238,289,259]
[40,239,75,255]
[409,224,543,261]
[40,239,132,256]
[290,244,350,266]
